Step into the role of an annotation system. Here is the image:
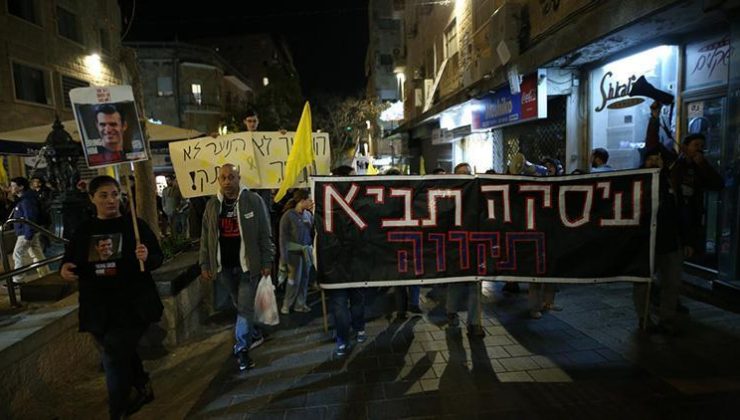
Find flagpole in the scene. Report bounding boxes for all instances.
[127,162,144,272]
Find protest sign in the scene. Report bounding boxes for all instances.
[69,86,148,168]
[313,170,658,288]
[169,131,331,197]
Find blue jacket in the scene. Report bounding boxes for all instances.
[13,190,41,239]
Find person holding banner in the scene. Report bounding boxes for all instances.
[199,164,275,372]
[278,189,314,314]
[59,176,163,419]
[446,163,486,337]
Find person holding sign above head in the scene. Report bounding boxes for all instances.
[88,104,129,166]
[445,163,486,338]
[59,176,163,419]
[199,164,275,372]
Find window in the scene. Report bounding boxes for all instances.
[61,75,89,108]
[157,76,173,97]
[99,28,110,53]
[7,0,38,24]
[191,83,202,105]
[444,20,458,59]
[12,62,51,105]
[57,6,81,44]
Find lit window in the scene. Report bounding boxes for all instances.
[191,83,202,105]
[262,77,269,87]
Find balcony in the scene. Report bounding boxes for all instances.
[180,93,221,114]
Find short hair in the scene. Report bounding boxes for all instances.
[331,165,355,176]
[94,103,126,123]
[484,169,497,174]
[431,167,446,174]
[683,133,706,146]
[244,109,258,119]
[10,177,29,189]
[384,167,402,175]
[454,162,471,174]
[88,175,120,196]
[96,236,113,245]
[592,148,609,163]
[30,174,45,182]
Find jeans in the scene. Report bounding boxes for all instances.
[330,288,366,345]
[93,327,148,418]
[218,267,260,353]
[446,282,481,326]
[282,255,310,310]
[13,233,49,283]
[396,285,420,312]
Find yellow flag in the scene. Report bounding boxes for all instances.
[274,102,314,202]
[419,156,426,175]
[367,161,379,175]
[0,157,7,185]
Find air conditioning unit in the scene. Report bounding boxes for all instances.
[488,1,523,69]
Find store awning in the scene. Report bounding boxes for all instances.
[0,120,204,155]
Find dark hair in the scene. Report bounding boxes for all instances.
[30,174,45,182]
[244,109,258,118]
[94,103,126,123]
[96,235,113,245]
[541,157,564,175]
[384,167,402,175]
[331,165,355,176]
[10,177,29,189]
[570,169,585,175]
[431,167,446,175]
[283,189,310,213]
[592,148,609,163]
[484,169,497,174]
[88,175,120,196]
[683,133,706,146]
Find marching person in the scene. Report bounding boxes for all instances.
[445,163,485,337]
[59,176,163,419]
[10,177,49,283]
[279,189,314,314]
[199,164,274,371]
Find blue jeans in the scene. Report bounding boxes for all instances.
[93,327,148,417]
[282,254,310,310]
[218,267,260,354]
[330,288,366,345]
[396,285,421,312]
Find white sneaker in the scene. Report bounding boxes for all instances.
[280,306,290,315]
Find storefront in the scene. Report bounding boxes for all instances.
[583,27,739,288]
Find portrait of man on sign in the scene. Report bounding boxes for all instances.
[70,86,149,168]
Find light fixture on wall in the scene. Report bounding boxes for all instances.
[84,53,102,80]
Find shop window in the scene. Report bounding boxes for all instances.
[12,61,52,105]
[191,83,202,105]
[57,6,82,44]
[8,0,39,25]
[589,45,678,170]
[61,75,89,108]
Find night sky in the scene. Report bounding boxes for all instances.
[122,1,369,98]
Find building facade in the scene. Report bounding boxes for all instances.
[0,0,123,177]
[391,0,740,289]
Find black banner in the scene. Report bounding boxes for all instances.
[312,169,658,289]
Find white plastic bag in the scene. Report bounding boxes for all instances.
[254,275,280,326]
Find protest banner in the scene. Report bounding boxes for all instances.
[312,169,658,289]
[169,131,331,197]
[69,86,148,168]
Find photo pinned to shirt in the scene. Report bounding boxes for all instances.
[88,234,122,277]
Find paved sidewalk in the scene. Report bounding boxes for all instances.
[157,282,740,419]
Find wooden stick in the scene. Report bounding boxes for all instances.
[125,175,145,272]
[321,289,329,334]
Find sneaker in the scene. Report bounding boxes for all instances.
[530,310,542,319]
[447,313,460,327]
[356,330,367,343]
[280,306,290,315]
[467,324,486,338]
[237,350,255,371]
[333,344,349,358]
[126,380,155,415]
[294,304,311,313]
[249,335,265,351]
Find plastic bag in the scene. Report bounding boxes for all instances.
[254,275,280,326]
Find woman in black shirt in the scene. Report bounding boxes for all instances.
[60,175,163,419]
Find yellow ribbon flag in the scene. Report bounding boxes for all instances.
[274,101,314,202]
[419,156,426,175]
[367,161,379,175]
[0,158,8,185]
